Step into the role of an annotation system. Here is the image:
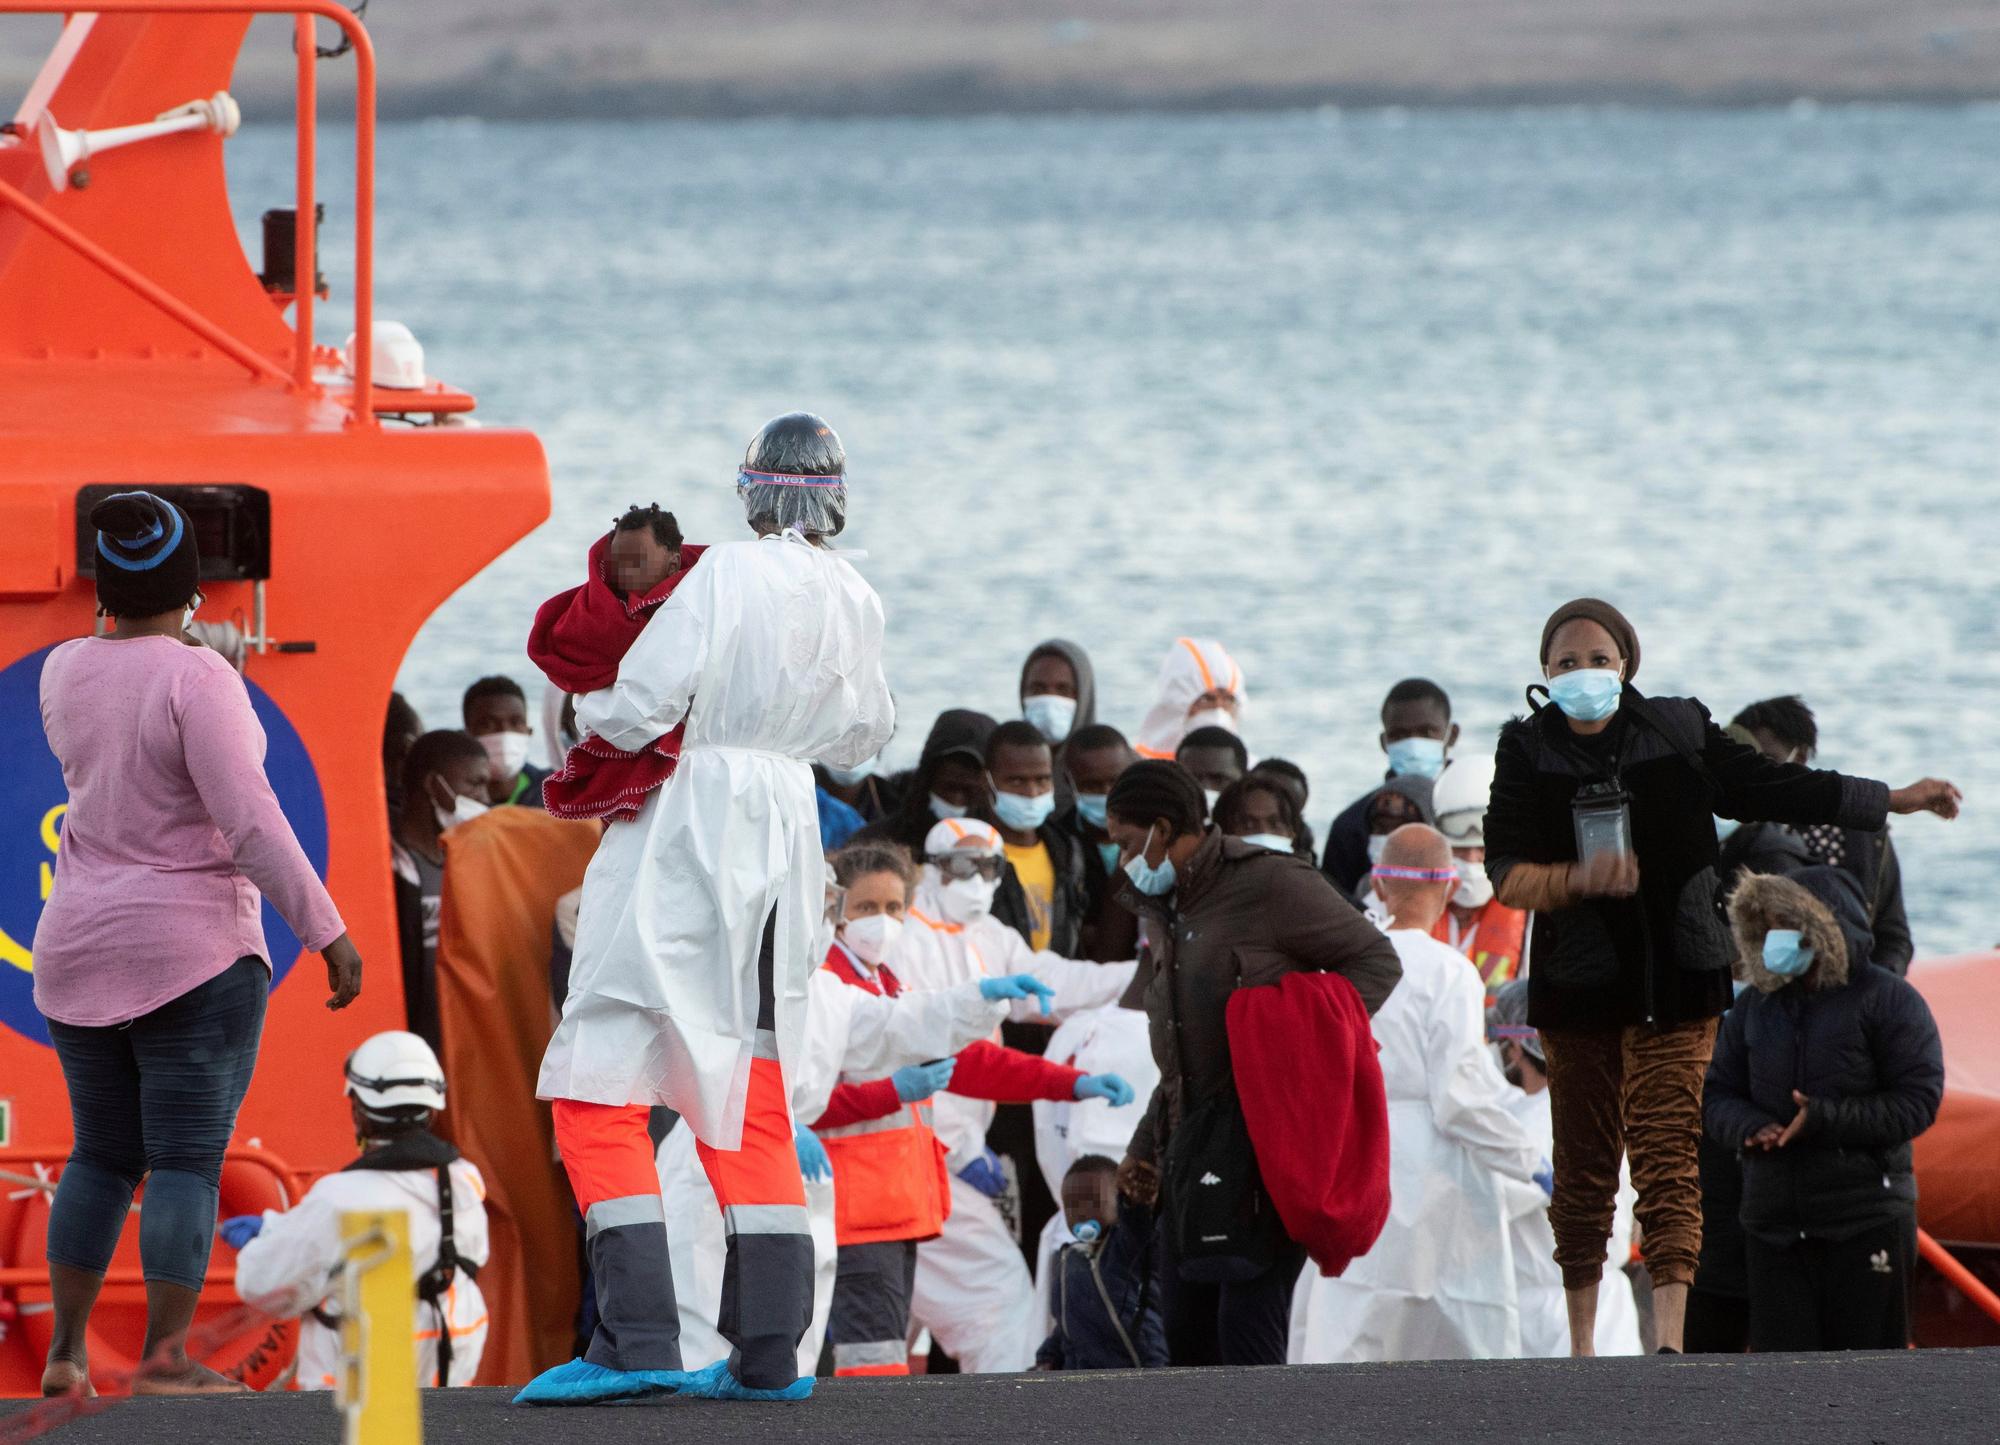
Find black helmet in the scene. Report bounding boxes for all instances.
[738,412,847,538]
[744,412,845,477]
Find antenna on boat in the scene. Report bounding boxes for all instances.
[37,90,241,192]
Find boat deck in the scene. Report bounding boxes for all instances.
[6,1349,1998,1444]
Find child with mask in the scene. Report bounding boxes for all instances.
[526,504,706,820]
[1705,867,1943,1352]
[1035,1155,1166,1370]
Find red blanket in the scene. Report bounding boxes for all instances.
[1226,970,1391,1278]
[526,535,706,822]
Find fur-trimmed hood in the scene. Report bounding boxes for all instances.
[1728,866,1872,994]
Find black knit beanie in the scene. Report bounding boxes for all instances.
[1540,597,1641,682]
[91,491,200,618]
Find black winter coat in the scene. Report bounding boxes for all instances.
[1035,1209,1167,1370]
[1704,870,1944,1244]
[1485,689,1890,1032]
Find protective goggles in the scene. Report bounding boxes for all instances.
[930,853,1005,883]
[737,468,845,487]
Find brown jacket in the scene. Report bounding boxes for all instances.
[1119,829,1403,1169]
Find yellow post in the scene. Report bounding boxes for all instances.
[337,1210,422,1445]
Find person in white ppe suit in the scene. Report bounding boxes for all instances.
[523,413,894,1407]
[1132,637,1246,761]
[893,817,1137,1373]
[1487,980,1643,1358]
[1294,825,1544,1363]
[230,1032,489,1390]
[1030,1003,1160,1327]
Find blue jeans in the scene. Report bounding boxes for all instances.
[45,957,268,1290]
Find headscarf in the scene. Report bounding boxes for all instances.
[1133,637,1245,760]
[90,491,200,618]
[1539,598,1641,681]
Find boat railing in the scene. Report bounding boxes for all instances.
[0,0,378,424]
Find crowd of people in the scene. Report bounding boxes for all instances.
[31,447,1963,1401]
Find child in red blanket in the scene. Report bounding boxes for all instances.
[528,504,706,821]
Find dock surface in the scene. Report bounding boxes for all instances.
[6,1349,1997,1444]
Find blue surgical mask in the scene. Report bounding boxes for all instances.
[1545,669,1623,723]
[992,789,1055,833]
[1124,825,1177,896]
[1097,841,1122,876]
[826,756,877,787]
[929,793,968,822]
[1385,736,1446,779]
[1075,792,1110,830]
[1762,928,1815,978]
[1240,833,1295,853]
[1023,694,1078,744]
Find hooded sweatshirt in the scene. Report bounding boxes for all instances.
[854,709,998,857]
[1704,867,1943,1243]
[1021,638,1098,810]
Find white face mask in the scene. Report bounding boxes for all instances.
[938,874,999,925]
[433,780,490,832]
[1185,707,1237,736]
[929,793,969,822]
[1023,694,1079,744]
[480,730,533,779]
[1203,789,1222,815]
[1366,834,1390,865]
[1453,858,1494,910]
[842,913,904,968]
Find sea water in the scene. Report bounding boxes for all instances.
[227,106,2000,955]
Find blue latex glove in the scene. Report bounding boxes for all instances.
[980,973,1056,1017]
[218,1214,264,1250]
[1533,1159,1555,1200]
[1073,1073,1135,1107]
[794,1123,832,1184]
[957,1148,1007,1199]
[892,1058,956,1103]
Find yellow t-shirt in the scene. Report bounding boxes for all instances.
[1003,840,1057,953]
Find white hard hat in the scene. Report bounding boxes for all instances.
[342,320,427,390]
[344,1030,446,1118]
[1432,754,1495,848]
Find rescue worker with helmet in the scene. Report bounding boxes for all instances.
[229,1031,490,1389]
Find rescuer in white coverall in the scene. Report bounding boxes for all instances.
[1294,825,1544,1363]
[519,413,894,1406]
[892,817,1137,1373]
[231,1032,489,1390]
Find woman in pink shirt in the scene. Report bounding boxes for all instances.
[33,493,364,1397]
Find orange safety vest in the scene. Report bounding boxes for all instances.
[815,947,954,1247]
[1432,898,1528,993]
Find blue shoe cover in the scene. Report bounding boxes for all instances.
[512,1357,694,1405]
[681,1359,814,1402]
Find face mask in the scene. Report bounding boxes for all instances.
[1096,841,1122,876]
[1545,669,1622,723]
[826,756,877,787]
[1240,833,1294,853]
[1453,859,1495,909]
[1714,815,1740,842]
[1385,736,1447,780]
[1185,708,1237,735]
[433,780,489,833]
[842,913,903,967]
[938,874,999,924]
[1023,694,1078,744]
[1762,928,1815,978]
[992,789,1056,833]
[1366,834,1390,865]
[1075,793,1110,831]
[480,730,533,779]
[929,793,968,822]
[1124,824,1177,897]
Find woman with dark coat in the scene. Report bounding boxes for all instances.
[1483,597,1957,1356]
[1705,867,1943,1351]
[1105,761,1402,1367]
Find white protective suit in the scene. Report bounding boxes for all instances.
[1132,637,1245,759]
[656,967,1009,1374]
[1499,1083,1644,1358]
[234,1158,490,1389]
[1293,926,1542,1363]
[892,873,1137,1373]
[1029,1003,1160,1325]
[539,533,894,1148]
